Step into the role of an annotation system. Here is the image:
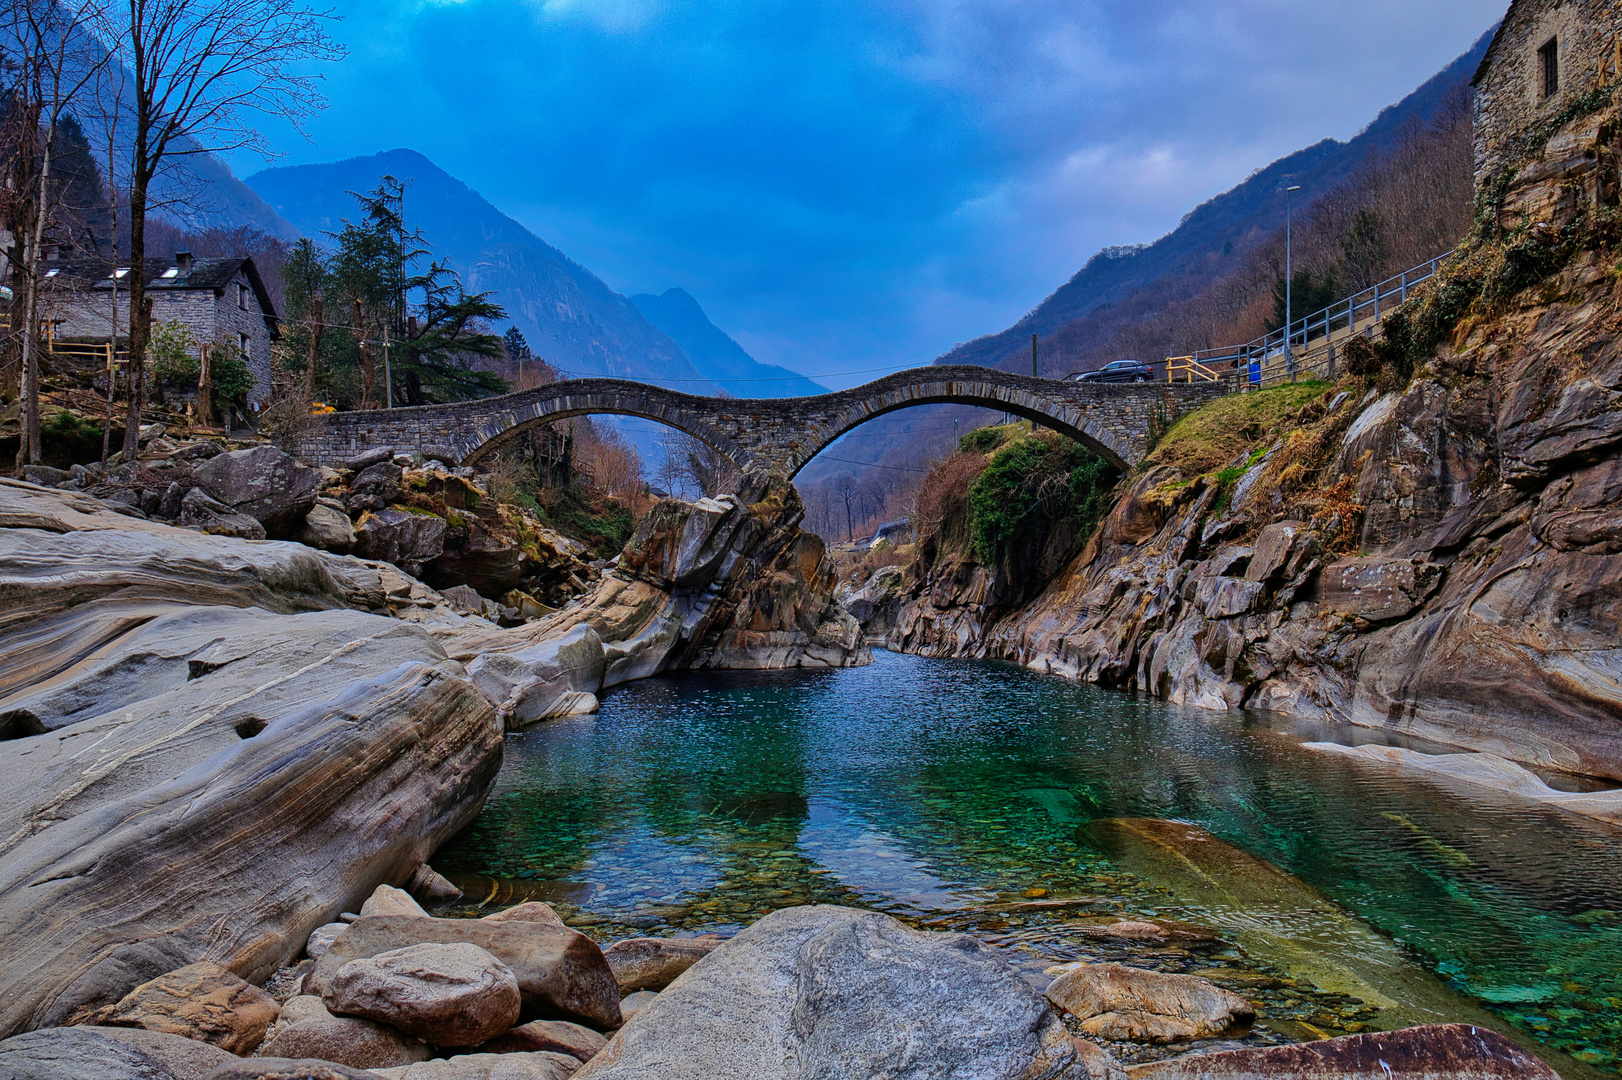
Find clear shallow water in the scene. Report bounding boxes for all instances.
[437,651,1622,1071]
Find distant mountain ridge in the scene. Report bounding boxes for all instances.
[631,288,828,397]
[939,26,1496,372]
[246,149,819,403]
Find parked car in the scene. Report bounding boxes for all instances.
[1073,359,1154,383]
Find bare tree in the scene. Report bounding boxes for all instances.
[0,0,111,467]
[85,0,343,459]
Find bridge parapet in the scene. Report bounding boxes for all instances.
[294,365,1230,476]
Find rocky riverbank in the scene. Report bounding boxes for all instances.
[849,98,1622,784]
[0,455,863,1046]
[0,890,1563,1080]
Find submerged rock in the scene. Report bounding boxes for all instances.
[573,904,1084,1080]
[1123,1023,1559,1080]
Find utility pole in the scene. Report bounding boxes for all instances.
[1031,333,1041,431]
[383,323,392,409]
[1285,185,1301,381]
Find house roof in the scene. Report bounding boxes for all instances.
[41,255,279,338]
[1472,7,1517,86]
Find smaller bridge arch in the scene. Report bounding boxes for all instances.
[296,365,1229,478]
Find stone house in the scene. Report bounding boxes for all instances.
[38,252,280,409]
[1471,0,1622,186]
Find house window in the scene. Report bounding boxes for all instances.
[1539,37,1559,98]
[238,283,249,311]
[239,332,250,361]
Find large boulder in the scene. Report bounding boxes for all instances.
[75,1026,236,1080]
[0,484,504,1039]
[94,961,280,1054]
[194,446,320,537]
[298,505,356,552]
[426,516,524,597]
[466,625,605,728]
[572,905,1084,1080]
[180,487,268,540]
[0,1026,180,1079]
[1043,963,1253,1043]
[1123,1024,1559,1080]
[324,942,521,1047]
[348,463,404,516]
[356,510,448,577]
[306,916,620,1031]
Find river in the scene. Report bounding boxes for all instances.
[435,650,1622,1072]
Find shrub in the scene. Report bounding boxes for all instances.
[968,432,1117,567]
[150,320,199,388]
[1343,335,1380,377]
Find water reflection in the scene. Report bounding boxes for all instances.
[438,651,1622,1071]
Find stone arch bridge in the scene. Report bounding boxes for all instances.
[295,365,1231,478]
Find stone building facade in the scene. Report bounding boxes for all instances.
[1471,0,1622,184]
[39,253,279,408]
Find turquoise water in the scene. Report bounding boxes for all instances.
[437,651,1622,1071]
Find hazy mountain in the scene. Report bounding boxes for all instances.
[938,26,1495,372]
[631,288,828,398]
[246,149,720,391]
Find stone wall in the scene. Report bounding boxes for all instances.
[294,366,1229,476]
[1473,0,1622,182]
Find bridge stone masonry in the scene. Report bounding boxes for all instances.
[294,364,1232,478]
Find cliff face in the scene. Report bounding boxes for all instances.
[874,100,1622,779]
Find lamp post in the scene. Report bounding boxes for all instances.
[1285,184,1301,380]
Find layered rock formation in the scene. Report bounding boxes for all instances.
[868,101,1622,780]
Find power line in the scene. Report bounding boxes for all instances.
[811,455,930,473]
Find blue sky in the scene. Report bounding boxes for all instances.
[238,0,1505,386]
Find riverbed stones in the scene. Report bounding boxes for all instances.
[572,904,1084,1080]
[1122,1023,1560,1080]
[613,991,658,1026]
[308,925,351,962]
[1044,963,1254,1043]
[70,1026,236,1080]
[261,996,432,1071]
[194,446,320,537]
[600,937,721,992]
[203,1058,385,1080]
[307,916,620,1030]
[94,962,280,1055]
[479,1020,606,1061]
[325,942,521,1047]
[482,903,567,929]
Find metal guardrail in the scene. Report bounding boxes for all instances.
[1165,250,1453,391]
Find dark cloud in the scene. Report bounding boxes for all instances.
[243,0,1504,385]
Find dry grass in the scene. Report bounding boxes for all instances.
[913,451,987,556]
[1149,382,1332,476]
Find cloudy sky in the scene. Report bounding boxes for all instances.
[239,0,1504,386]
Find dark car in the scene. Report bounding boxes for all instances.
[1073,359,1154,383]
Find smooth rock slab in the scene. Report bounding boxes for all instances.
[1045,963,1254,1044]
[1122,1024,1559,1080]
[326,942,520,1047]
[96,961,281,1055]
[308,916,619,1031]
[0,1026,181,1080]
[601,936,721,992]
[75,1025,235,1080]
[573,904,1084,1080]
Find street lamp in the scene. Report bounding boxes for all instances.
[1285,185,1301,380]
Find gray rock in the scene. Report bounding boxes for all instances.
[159,481,185,520]
[21,464,69,487]
[1320,557,1441,623]
[346,447,395,471]
[348,463,404,515]
[1044,963,1254,1043]
[299,505,356,552]
[76,1025,235,1080]
[358,884,429,919]
[173,440,226,462]
[180,486,267,540]
[479,1019,605,1061]
[324,942,521,1047]
[0,1026,179,1079]
[194,446,320,536]
[467,624,604,728]
[613,991,658,1026]
[572,905,1084,1080]
[355,509,447,576]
